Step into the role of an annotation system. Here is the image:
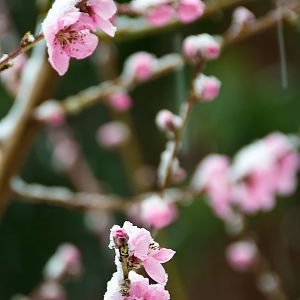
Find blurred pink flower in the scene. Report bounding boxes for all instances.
[34,100,65,126]
[226,240,257,272]
[192,154,233,219]
[108,91,133,112]
[177,0,205,24]
[123,52,158,82]
[146,4,174,26]
[155,109,183,132]
[193,74,221,101]
[97,121,130,149]
[140,194,178,229]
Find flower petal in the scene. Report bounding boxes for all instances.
[94,15,117,37]
[68,31,98,60]
[88,0,117,19]
[48,44,70,76]
[151,248,175,263]
[143,256,168,285]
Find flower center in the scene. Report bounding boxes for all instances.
[55,29,81,49]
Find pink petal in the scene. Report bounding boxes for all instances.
[48,44,70,76]
[94,15,117,37]
[151,248,175,263]
[143,256,168,285]
[58,12,81,28]
[68,31,98,60]
[130,228,152,260]
[88,0,117,19]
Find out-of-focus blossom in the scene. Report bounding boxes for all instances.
[97,121,130,149]
[104,271,170,300]
[122,52,158,82]
[147,4,174,26]
[171,158,187,183]
[44,243,82,281]
[34,100,65,126]
[155,109,183,132]
[31,281,67,300]
[0,54,26,96]
[183,34,221,62]
[139,194,178,229]
[177,0,205,24]
[109,221,175,285]
[108,91,132,112]
[193,74,221,101]
[226,240,257,272]
[192,154,233,219]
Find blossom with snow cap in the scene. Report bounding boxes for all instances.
[177,0,205,24]
[193,73,221,101]
[104,271,170,300]
[110,221,175,285]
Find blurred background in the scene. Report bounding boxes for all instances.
[0,0,300,299]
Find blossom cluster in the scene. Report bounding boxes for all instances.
[42,0,117,75]
[192,132,300,219]
[104,221,175,299]
[130,0,205,26]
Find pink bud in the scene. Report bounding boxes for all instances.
[183,34,221,61]
[146,4,174,26]
[97,121,130,149]
[233,6,255,25]
[155,109,183,132]
[177,0,205,24]
[33,282,66,300]
[226,241,257,272]
[113,229,129,248]
[34,100,65,126]
[193,74,221,101]
[108,91,132,112]
[171,159,187,183]
[123,52,157,82]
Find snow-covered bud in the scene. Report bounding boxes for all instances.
[183,34,221,62]
[122,52,158,82]
[112,228,129,248]
[226,240,257,272]
[97,121,130,149]
[177,0,205,24]
[34,100,65,126]
[155,109,183,132]
[233,6,255,26]
[44,244,82,282]
[171,158,187,183]
[193,74,221,101]
[108,91,133,112]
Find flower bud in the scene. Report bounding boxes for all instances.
[233,6,255,26]
[34,100,65,126]
[122,52,158,82]
[97,121,130,149]
[177,0,205,24]
[183,34,221,62]
[113,228,129,248]
[146,4,174,26]
[108,91,132,112]
[226,240,257,272]
[193,73,221,101]
[155,109,183,132]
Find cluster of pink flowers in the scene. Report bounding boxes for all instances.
[192,132,300,219]
[104,221,175,299]
[130,0,205,26]
[42,0,117,75]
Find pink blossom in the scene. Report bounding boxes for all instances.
[226,240,257,272]
[177,0,205,24]
[146,4,174,26]
[108,91,133,112]
[97,121,130,149]
[193,73,221,101]
[43,11,98,75]
[109,222,175,285]
[155,109,183,132]
[34,100,65,126]
[122,52,157,82]
[183,34,221,61]
[76,0,117,36]
[192,154,233,219]
[140,194,178,229]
